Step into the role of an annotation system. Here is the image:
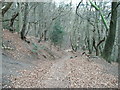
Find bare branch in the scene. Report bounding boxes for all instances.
[106,1,120,18]
[97,37,105,47]
[2,2,13,16]
[76,0,83,18]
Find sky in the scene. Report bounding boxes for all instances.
[4,0,114,3]
[52,0,79,6]
[52,0,112,6]
[53,0,112,5]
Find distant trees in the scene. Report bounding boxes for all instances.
[75,0,119,63]
[2,1,119,63]
[70,14,81,52]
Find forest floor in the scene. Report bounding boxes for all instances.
[2,30,118,88]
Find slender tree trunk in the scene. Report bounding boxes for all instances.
[102,1,118,63]
[20,3,28,40]
[43,21,47,41]
[33,3,37,37]
[86,19,92,54]
[25,22,31,37]
[0,2,2,84]
[117,4,120,62]
[9,12,19,32]
[18,2,23,34]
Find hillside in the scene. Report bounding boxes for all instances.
[2,29,65,87]
[2,30,118,88]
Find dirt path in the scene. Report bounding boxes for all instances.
[4,52,118,88]
[40,54,71,88]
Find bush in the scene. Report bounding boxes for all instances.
[50,20,64,46]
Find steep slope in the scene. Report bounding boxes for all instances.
[2,30,65,88]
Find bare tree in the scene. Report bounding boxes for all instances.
[102,1,118,63]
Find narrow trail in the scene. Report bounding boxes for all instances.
[4,51,118,88]
[40,53,72,88]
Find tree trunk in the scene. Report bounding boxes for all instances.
[86,19,92,54]
[20,3,28,40]
[44,30,48,41]
[9,12,19,32]
[102,1,118,63]
[33,3,37,37]
[117,4,120,62]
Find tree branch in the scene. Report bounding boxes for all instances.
[2,2,13,16]
[76,0,83,18]
[89,0,109,31]
[97,37,105,47]
[107,1,120,18]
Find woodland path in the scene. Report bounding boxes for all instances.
[2,51,118,88]
[40,52,72,88]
